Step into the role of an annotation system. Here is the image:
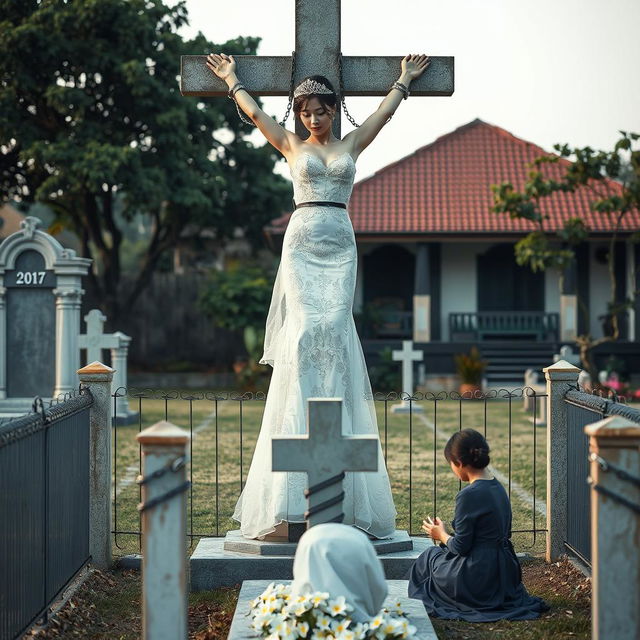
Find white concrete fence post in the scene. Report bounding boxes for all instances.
[585,416,640,640]
[543,359,580,562]
[77,361,115,569]
[137,421,191,640]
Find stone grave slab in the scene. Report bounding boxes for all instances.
[227,579,438,640]
[223,528,413,556]
[190,535,432,591]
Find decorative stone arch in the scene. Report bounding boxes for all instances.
[0,217,92,400]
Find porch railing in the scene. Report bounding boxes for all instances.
[0,390,94,640]
[450,311,559,341]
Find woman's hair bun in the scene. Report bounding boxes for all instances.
[444,429,490,469]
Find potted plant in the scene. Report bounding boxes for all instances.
[454,346,487,395]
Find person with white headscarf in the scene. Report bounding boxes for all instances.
[291,523,388,623]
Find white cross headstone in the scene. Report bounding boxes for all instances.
[391,340,424,413]
[78,309,136,423]
[554,345,581,367]
[272,398,378,528]
[180,0,454,139]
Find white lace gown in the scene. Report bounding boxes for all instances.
[232,151,397,539]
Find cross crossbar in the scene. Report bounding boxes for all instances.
[180,55,454,97]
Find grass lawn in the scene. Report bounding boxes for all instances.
[112,391,549,557]
[26,556,591,639]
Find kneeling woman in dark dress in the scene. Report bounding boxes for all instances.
[408,428,549,622]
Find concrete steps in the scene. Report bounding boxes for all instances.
[481,343,556,387]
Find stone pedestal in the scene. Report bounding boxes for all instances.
[544,359,581,562]
[223,528,413,556]
[191,533,428,591]
[227,580,438,640]
[585,416,640,640]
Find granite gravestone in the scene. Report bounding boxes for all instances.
[0,217,91,414]
[272,398,379,532]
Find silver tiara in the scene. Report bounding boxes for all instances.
[293,79,334,99]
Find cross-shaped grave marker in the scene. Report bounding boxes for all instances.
[391,339,424,413]
[78,309,136,423]
[272,398,378,528]
[180,0,454,138]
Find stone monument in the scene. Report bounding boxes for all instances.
[391,340,424,413]
[79,308,137,424]
[0,216,91,416]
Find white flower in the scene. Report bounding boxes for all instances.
[293,601,312,616]
[368,614,384,630]
[401,624,417,639]
[330,618,351,635]
[350,622,369,639]
[316,614,332,630]
[297,621,310,638]
[310,591,331,606]
[268,614,287,634]
[379,616,403,636]
[281,620,299,640]
[328,596,352,617]
[310,632,325,640]
[334,632,356,640]
[251,613,272,631]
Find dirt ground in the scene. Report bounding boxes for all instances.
[25,555,590,640]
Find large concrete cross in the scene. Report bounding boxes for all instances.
[391,340,424,413]
[272,398,378,528]
[180,0,454,137]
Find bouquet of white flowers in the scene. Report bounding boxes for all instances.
[248,582,417,640]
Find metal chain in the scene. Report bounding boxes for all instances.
[590,481,640,516]
[232,51,296,128]
[137,455,187,486]
[279,50,296,126]
[590,452,640,489]
[338,53,360,128]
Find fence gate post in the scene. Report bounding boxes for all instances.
[77,360,115,569]
[585,416,640,640]
[543,359,580,562]
[137,421,190,640]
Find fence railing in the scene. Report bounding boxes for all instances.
[563,388,640,567]
[0,390,94,640]
[111,386,548,554]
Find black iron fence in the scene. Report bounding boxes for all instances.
[564,388,640,567]
[0,390,93,640]
[112,387,548,553]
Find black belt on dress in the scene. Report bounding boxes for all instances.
[293,200,347,209]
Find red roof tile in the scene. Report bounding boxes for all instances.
[267,119,639,236]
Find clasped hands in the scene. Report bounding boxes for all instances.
[422,516,447,543]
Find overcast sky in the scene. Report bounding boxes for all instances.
[172,0,640,182]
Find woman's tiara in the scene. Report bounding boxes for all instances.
[293,79,334,99]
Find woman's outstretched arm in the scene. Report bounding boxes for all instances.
[207,53,296,156]
[344,54,430,157]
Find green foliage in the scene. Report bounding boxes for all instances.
[491,131,640,275]
[198,264,274,334]
[0,0,291,323]
[368,347,401,392]
[491,131,640,379]
[454,346,487,385]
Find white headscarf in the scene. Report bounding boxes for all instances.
[290,523,388,622]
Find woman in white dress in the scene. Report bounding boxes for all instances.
[207,52,430,539]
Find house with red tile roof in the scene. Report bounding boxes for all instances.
[265,119,639,386]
